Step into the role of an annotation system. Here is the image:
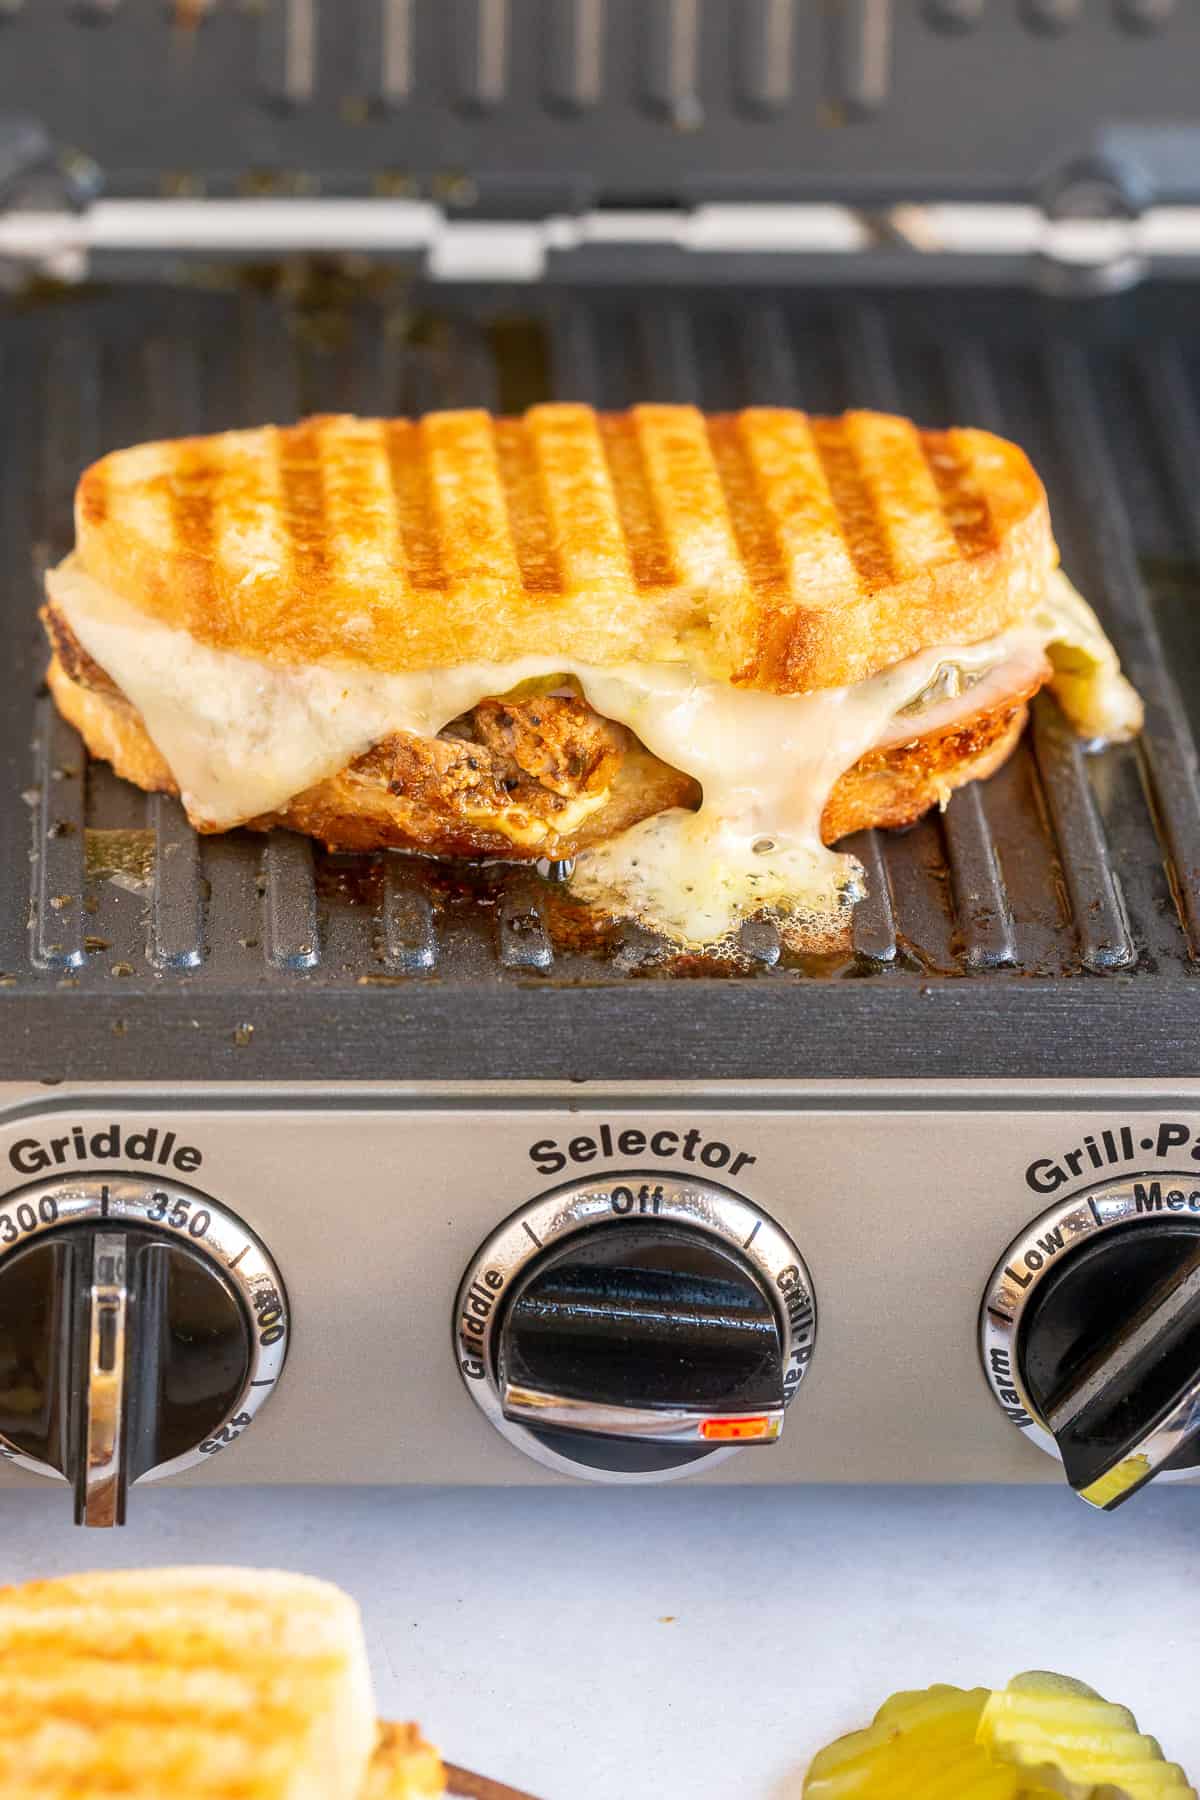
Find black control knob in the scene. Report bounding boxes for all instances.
[457,1176,817,1480]
[500,1221,786,1474]
[0,1179,289,1525]
[983,1183,1200,1511]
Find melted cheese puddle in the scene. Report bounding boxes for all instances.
[47,558,1141,948]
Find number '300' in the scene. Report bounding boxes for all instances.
[0,1195,59,1246]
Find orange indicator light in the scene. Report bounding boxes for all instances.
[699,1416,779,1442]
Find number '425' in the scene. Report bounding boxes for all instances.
[198,1412,253,1456]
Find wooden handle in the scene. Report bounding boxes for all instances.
[444,1763,543,1800]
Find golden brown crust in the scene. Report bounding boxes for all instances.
[72,406,1055,694]
[819,702,1028,841]
[46,656,1040,856]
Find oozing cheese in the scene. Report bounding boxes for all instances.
[46,558,1141,948]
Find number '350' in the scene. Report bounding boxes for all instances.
[147,1192,211,1237]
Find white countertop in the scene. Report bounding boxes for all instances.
[0,1483,1195,1799]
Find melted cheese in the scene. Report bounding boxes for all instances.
[1032,570,1144,744]
[46,558,1141,948]
[463,786,610,849]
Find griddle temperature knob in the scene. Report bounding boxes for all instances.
[0,1176,289,1526]
[456,1176,817,1481]
[982,1176,1200,1511]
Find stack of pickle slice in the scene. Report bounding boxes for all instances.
[803,1672,1195,1799]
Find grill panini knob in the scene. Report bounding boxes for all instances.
[456,1177,817,1481]
[982,1178,1200,1511]
[0,1178,289,1525]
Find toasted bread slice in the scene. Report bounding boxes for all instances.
[0,1566,377,1800]
[45,652,1038,857]
[364,1724,445,1799]
[73,406,1054,693]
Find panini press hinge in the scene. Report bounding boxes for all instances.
[0,114,99,289]
[0,178,1197,292]
[892,154,1163,297]
[0,195,871,285]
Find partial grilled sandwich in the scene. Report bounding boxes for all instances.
[42,404,1142,945]
[0,1566,444,1799]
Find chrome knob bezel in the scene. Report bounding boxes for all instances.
[980,1171,1200,1488]
[0,1174,289,1488]
[454,1172,817,1484]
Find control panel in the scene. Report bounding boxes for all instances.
[0,1086,1197,1508]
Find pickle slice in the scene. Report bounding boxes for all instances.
[977,1672,1196,1800]
[803,1675,1193,1800]
[803,1685,1028,1798]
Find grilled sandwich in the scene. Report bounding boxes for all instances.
[0,1566,444,1799]
[42,404,1142,945]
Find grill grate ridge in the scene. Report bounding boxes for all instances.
[454,0,510,114]
[941,784,1017,970]
[149,793,205,971]
[31,702,87,973]
[263,833,321,972]
[1029,695,1135,972]
[550,303,605,404]
[381,857,439,973]
[545,0,606,112]
[1135,341,1200,564]
[496,877,555,972]
[738,0,796,115]
[641,0,703,127]
[638,301,705,406]
[845,829,898,963]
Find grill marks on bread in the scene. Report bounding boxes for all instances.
[491,417,563,595]
[808,417,893,588]
[840,412,956,577]
[528,406,636,592]
[165,448,218,580]
[278,420,334,596]
[72,405,1053,690]
[922,428,1000,560]
[594,412,675,591]
[632,405,745,597]
[384,421,447,592]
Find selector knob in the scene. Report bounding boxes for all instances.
[982,1177,1200,1511]
[456,1175,816,1481]
[0,1177,289,1525]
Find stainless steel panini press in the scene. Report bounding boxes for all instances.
[2,1,1200,1521]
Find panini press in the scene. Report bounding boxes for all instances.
[1,1,1200,1524]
